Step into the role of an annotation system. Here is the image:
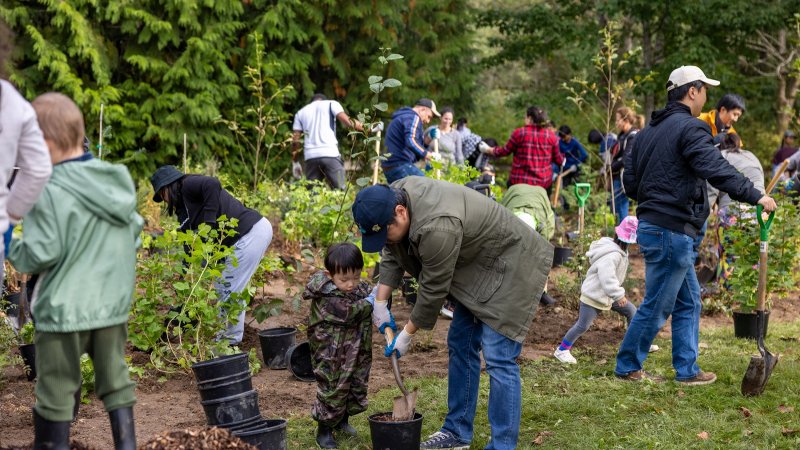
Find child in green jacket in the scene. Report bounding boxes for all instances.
[8,93,142,449]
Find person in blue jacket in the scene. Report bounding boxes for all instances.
[381,99,440,183]
[555,125,588,186]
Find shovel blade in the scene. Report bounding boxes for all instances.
[741,352,779,396]
[391,388,418,422]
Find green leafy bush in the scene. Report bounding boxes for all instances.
[130,217,246,373]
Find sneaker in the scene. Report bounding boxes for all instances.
[439,306,454,320]
[649,344,660,353]
[615,370,666,383]
[677,371,717,386]
[420,431,469,450]
[553,348,577,364]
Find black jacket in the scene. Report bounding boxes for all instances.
[174,175,262,246]
[623,102,761,237]
[610,129,638,175]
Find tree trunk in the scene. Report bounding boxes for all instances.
[641,17,656,124]
[776,74,800,135]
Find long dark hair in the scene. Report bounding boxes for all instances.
[526,106,548,126]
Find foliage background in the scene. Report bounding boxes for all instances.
[1,0,799,182]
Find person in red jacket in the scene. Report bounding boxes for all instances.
[479,106,563,192]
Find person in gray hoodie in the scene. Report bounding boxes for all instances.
[554,216,657,364]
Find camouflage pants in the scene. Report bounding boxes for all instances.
[308,317,372,426]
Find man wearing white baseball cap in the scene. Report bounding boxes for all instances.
[616,65,777,385]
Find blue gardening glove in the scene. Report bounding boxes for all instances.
[3,225,14,258]
[428,127,439,140]
[384,329,413,358]
[372,300,397,334]
[364,286,378,306]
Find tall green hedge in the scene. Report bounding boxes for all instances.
[1,0,477,181]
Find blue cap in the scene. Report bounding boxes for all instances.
[352,185,397,253]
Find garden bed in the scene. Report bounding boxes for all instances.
[1,254,798,448]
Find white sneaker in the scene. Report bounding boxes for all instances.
[553,348,577,364]
[649,344,660,353]
[439,306,454,320]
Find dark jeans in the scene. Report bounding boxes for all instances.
[383,163,424,184]
[305,157,345,189]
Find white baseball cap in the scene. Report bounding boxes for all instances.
[666,66,720,91]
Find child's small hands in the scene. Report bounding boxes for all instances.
[364,286,378,306]
[617,297,628,307]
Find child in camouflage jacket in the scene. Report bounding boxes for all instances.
[304,243,374,449]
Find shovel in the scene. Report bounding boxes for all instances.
[741,204,779,397]
[550,164,576,209]
[574,182,591,236]
[384,328,418,421]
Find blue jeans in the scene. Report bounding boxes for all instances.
[692,219,708,263]
[611,178,629,224]
[383,163,424,184]
[615,220,702,380]
[442,302,522,450]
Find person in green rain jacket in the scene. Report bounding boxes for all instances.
[7,92,142,449]
[500,183,555,240]
[352,177,553,450]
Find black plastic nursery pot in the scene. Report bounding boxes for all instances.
[200,389,260,426]
[190,353,248,383]
[218,414,262,431]
[3,292,20,317]
[258,327,296,370]
[286,342,315,382]
[232,418,288,450]
[368,412,424,450]
[733,311,770,340]
[552,247,573,268]
[197,369,253,402]
[19,343,35,381]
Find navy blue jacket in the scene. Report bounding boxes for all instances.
[383,107,427,168]
[624,102,762,237]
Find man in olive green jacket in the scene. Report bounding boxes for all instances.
[352,177,553,450]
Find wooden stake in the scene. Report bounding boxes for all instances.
[433,138,441,179]
[98,104,104,159]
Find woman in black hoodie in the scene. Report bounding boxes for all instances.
[150,165,273,345]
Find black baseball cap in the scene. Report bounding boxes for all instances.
[352,185,397,252]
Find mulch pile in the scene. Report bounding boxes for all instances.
[139,427,257,450]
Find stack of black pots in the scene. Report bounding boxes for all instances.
[191,353,287,450]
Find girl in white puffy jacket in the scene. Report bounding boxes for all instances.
[554,216,657,364]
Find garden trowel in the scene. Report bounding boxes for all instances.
[384,328,417,421]
[741,205,779,396]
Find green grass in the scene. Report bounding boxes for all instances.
[285,320,800,449]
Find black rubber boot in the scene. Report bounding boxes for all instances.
[109,407,137,450]
[539,291,557,306]
[316,423,338,449]
[33,409,70,450]
[335,414,358,437]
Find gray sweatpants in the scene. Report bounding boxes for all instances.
[562,301,637,345]
[305,156,345,190]
[217,217,273,344]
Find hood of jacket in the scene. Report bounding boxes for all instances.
[585,237,624,265]
[649,101,692,127]
[391,107,418,122]
[49,158,137,227]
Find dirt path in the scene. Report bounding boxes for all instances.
[1,255,798,448]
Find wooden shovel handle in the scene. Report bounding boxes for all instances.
[384,327,395,345]
[756,243,768,313]
[766,159,789,193]
[371,130,382,185]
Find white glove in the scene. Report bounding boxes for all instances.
[372,301,396,334]
[364,286,378,306]
[371,122,384,133]
[292,161,303,179]
[385,329,413,358]
[478,141,493,154]
[429,152,442,162]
